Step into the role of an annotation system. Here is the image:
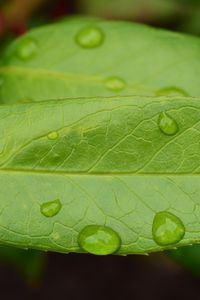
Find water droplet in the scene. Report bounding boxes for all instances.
[47,131,59,140]
[158,112,178,136]
[17,38,38,60]
[78,225,121,255]
[105,76,126,92]
[40,199,61,217]
[152,211,185,246]
[75,27,104,48]
[156,86,189,97]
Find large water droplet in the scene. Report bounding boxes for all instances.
[152,211,185,246]
[47,131,59,140]
[105,76,126,92]
[75,27,104,48]
[78,225,121,255]
[40,199,61,217]
[158,112,178,136]
[17,38,38,60]
[156,86,189,97]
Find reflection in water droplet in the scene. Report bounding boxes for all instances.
[158,112,178,136]
[156,86,189,97]
[78,225,121,255]
[17,38,38,60]
[75,27,104,48]
[47,131,59,140]
[152,211,185,246]
[105,76,126,92]
[40,199,62,217]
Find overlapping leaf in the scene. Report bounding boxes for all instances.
[1,18,200,103]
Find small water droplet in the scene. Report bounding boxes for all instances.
[156,86,189,97]
[17,38,38,60]
[78,225,121,255]
[158,112,178,136]
[52,232,60,241]
[40,199,62,217]
[75,27,104,48]
[47,131,59,140]
[105,76,126,92]
[152,211,185,246]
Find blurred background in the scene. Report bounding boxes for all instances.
[1,0,200,299]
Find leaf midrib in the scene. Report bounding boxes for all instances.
[0,66,155,94]
[0,66,101,82]
[0,167,199,177]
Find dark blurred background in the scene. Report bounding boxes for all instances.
[1,1,200,299]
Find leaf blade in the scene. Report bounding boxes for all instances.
[0,95,200,254]
[1,18,200,103]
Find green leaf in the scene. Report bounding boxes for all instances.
[0,95,200,254]
[1,18,200,103]
[167,245,200,276]
[0,245,46,284]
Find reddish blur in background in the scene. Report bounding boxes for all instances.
[1,1,200,299]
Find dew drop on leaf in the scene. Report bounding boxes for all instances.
[105,76,126,92]
[75,27,104,48]
[78,225,121,255]
[152,211,185,246]
[40,199,62,217]
[47,131,59,140]
[16,38,38,60]
[158,112,178,136]
[156,86,189,97]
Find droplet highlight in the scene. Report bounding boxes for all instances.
[105,76,126,92]
[78,225,121,255]
[47,131,59,140]
[17,38,38,60]
[75,27,104,48]
[156,86,189,97]
[152,211,185,246]
[158,112,178,136]
[40,199,62,217]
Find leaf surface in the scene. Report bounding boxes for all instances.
[1,18,200,103]
[0,95,200,254]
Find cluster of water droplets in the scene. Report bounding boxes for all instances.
[40,195,186,254]
[3,25,188,255]
[0,24,191,98]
